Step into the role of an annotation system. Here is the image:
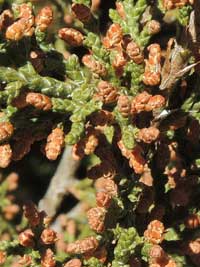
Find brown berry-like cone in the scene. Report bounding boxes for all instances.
[0,144,12,168]
[0,122,14,142]
[96,80,118,104]
[87,207,106,233]
[144,220,165,244]
[64,259,82,267]
[82,55,107,77]
[45,128,64,160]
[35,6,53,31]
[137,127,160,143]
[126,41,144,64]
[26,92,52,111]
[40,228,58,245]
[41,249,56,267]
[58,28,84,46]
[71,3,91,22]
[18,229,35,248]
[66,236,99,254]
[117,95,131,117]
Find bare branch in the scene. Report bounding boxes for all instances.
[38,146,80,217]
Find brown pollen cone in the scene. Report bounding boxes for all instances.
[116,2,126,19]
[5,4,34,41]
[66,236,99,254]
[144,220,165,244]
[58,28,84,46]
[35,6,53,32]
[96,80,118,104]
[3,204,19,220]
[72,130,99,160]
[26,92,52,111]
[71,3,91,23]
[137,127,160,144]
[0,251,6,265]
[0,122,14,142]
[40,228,58,245]
[117,95,131,117]
[126,41,144,64]
[18,255,32,266]
[18,229,35,248]
[6,172,19,191]
[95,178,118,197]
[103,23,123,49]
[64,259,82,267]
[23,202,41,227]
[145,95,166,111]
[82,55,107,77]
[96,191,112,208]
[41,249,56,267]
[0,143,12,168]
[146,20,161,35]
[131,91,152,114]
[163,0,192,10]
[45,128,64,160]
[185,214,200,229]
[87,207,106,233]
